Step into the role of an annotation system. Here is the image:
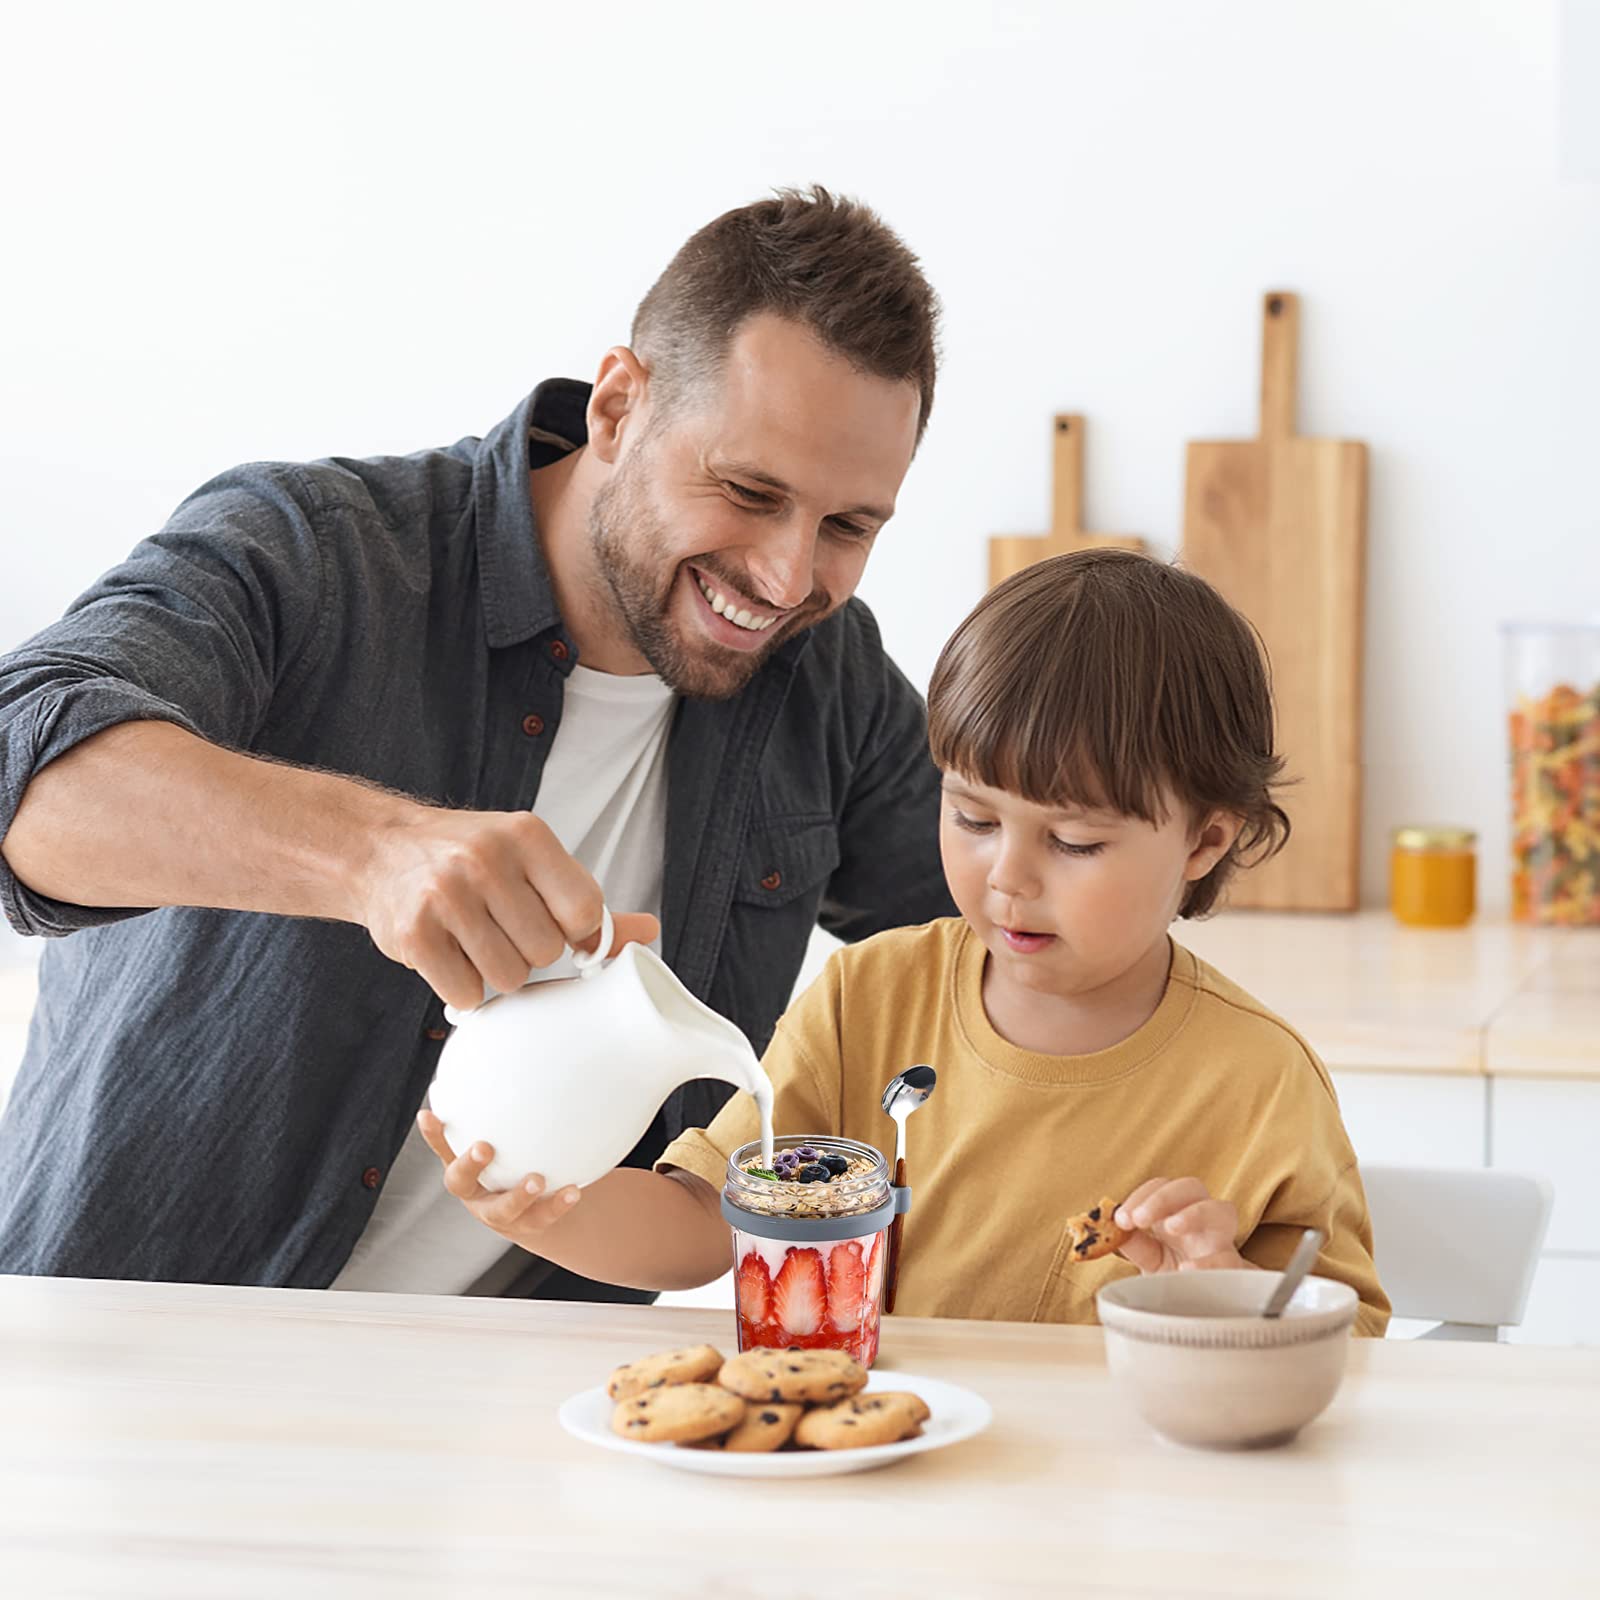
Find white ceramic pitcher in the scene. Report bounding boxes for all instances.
[428,907,773,1193]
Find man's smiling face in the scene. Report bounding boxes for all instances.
[587,312,922,699]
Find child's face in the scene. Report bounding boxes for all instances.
[938,772,1240,1001]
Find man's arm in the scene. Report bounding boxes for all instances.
[0,472,651,1007]
[0,466,330,938]
[5,719,402,924]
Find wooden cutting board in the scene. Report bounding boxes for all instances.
[1182,291,1368,911]
[988,414,1144,589]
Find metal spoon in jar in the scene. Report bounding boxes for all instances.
[880,1064,937,1315]
[1261,1227,1326,1319]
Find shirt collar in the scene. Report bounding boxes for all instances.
[472,378,590,649]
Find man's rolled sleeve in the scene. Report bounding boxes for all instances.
[0,677,205,936]
[0,465,328,938]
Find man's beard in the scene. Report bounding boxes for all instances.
[586,454,829,701]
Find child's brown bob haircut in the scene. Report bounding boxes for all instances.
[927,549,1290,918]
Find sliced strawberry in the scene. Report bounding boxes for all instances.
[827,1240,866,1333]
[864,1231,885,1303]
[736,1250,772,1326]
[737,1313,784,1354]
[771,1246,827,1339]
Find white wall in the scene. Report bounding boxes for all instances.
[3,0,1596,911]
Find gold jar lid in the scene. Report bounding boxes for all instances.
[1392,825,1477,851]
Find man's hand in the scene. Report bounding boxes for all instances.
[1114,1177,1250,1274]
[355,806,658,1010]
[415,1108,583,1246]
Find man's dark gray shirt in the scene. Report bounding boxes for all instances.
[0,381,953,1289]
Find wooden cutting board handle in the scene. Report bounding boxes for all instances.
[1051,414,1088,539]
[1260,291,1300,441]
[987,414,1143,588]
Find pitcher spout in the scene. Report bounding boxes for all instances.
[630,944,763,1095]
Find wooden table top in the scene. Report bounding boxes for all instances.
[3,1277,1597,1598]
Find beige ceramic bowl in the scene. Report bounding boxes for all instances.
[1096,1270,1358,1450]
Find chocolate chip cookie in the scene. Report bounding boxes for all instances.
[793,1391,928,1450]
[683,1401,803,1453]
[606,1343,724,1402]
[1065,1195,1131,1263]
[610,1382,745,1444]
[718,1347,869,1404]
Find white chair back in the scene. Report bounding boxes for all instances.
[1360,1164,1553,1340]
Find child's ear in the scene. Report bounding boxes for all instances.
[1184,811,1244,882]
[586,346,651,465]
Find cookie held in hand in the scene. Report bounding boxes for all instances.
[1065,1195,1131,1263]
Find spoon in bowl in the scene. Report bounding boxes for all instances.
[1261,1227,1326,1319]
[880,1064,937,1315]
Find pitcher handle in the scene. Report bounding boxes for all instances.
[570,903,615,980]
[441,904,615,1022]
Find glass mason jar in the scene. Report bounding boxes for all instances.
[1390,826,1477,927]
[1503,623,1600,926]
[721,1135,906,1368]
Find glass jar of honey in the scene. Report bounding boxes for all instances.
[1389,826,1477,927]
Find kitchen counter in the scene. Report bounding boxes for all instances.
[1,1277,1595,1597]
[1175,910,1599,1079]
[3,911,1595,1081]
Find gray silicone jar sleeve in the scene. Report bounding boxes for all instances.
[720,1185,911,1243]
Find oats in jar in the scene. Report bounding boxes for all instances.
[731,1139,885,1219]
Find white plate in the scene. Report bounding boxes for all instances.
[558,1370,992,1478]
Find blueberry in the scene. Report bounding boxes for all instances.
[798,1163,831,1184]
[821,1154,849,1176]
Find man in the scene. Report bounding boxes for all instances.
[0,187,955,1298]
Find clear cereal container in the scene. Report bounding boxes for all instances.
[1504,622,1600,925]
[721,1136,909,1369]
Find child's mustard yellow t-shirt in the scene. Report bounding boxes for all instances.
[659,917,1390,1337]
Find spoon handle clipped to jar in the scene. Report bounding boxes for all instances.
[884,1154,909,1315]
[1261,1227,1326,1319]
[878,1064,935,1317]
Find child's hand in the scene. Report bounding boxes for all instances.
[1114,1177,1250,1274]
[416,1108,582,1244]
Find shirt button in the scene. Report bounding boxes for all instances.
[425,1025,449,1042]
[361,1166,382,1190]
[521,712,545,738]
[760,869,783,891]
[549,639,570,663]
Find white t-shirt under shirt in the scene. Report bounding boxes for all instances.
[331,663,678,1294]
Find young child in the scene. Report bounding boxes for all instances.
[419,550,1390,1335]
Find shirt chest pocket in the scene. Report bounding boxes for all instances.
[718,816,842,1052]
[733,815,841,909]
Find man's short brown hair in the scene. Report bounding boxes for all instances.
[631,186,940,443]
[927,550,1290,918]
